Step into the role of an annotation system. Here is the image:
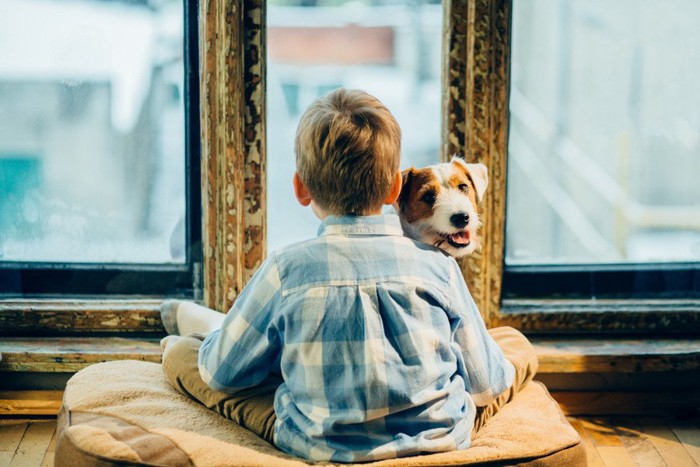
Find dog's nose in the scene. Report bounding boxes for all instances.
[450,213,469,228]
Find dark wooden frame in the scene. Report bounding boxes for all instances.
[503,264,699,300]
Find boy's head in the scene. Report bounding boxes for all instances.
[294,89,401,216]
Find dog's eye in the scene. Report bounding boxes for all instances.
[421,191,436,205]
[458,183,469,193]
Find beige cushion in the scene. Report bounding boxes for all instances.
[56,361,585,467]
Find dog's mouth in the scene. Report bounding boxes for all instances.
[440,230,471,249]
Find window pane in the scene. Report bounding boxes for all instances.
[267,0,442,252]
[0,0,186,264]
[507,0,700,265]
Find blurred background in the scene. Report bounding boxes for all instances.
[507,0,700,265]
[0,0,186,264]
[266,0,442,251]
[1,0,697,267]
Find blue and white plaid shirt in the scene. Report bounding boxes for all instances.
[199,214,514,462]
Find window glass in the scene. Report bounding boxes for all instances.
[267,0,442,252]
[507,0,700,265]
[0,0,186,264]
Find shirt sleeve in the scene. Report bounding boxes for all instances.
[198,253,283,393]
[446,259,515,407]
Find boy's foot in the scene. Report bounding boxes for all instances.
[160,300,182,335]
[159,301,226,336]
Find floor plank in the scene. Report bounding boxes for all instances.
[38,427,57,467]
[596,446,637,467]
[0,421,28,454]
[638,417,697,467]
[568,418,605,467]
[581,418,624,447]
[8,421,55,467]
[44,429,57,455]
[38,452,53,467]
[669,418,700,465]
[612,417,667,467]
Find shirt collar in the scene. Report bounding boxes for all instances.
[318,214,404,237]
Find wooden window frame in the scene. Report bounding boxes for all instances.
[447,0,700,334]
[0,0,202,299]
[2,0,270,320]
[2,0,697,337]
[0,0,204,330]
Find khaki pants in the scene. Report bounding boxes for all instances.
[161,326,538,444]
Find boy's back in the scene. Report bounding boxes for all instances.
[199,214,514,462]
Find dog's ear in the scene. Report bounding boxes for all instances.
[466,162,488,201]
[451,156,488,201]
[397,168,417,211]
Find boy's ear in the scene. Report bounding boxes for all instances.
[384,171,402,206]
[293,172,312,207]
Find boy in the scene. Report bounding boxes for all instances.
[161,89,537,462]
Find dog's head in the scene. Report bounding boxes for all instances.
[394,156,488,258]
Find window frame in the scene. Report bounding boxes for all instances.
[0,0,203,300]
[0,0,263,326]
[197,0,267,312]
[449,0,700,334]
[3,0,697,337]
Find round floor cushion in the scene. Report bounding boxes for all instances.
[55,361,585,467]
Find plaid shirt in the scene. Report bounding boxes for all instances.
[199,214,514,462]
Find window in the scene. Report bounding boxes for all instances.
[6,0,687,323]
[454,0,700,333]
[194,0,698,331]
[266,0,443,251]
[0,0,201,297]
[504,0,699,300]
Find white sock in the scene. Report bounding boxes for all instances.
[160,300,225,336]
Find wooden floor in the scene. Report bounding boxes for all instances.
[569,415,700,467]
[0,415,698,466]
[571,414,700,466]
[0,419,55,467]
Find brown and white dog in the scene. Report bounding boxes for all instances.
[394,156,488,258]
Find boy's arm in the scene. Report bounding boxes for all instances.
[198,254,283,393]
[447,260,515,407]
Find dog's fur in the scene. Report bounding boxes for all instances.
[394,157,488,258]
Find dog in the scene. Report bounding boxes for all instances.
[394,156,488,258]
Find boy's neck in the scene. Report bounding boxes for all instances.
[313,202,383,220]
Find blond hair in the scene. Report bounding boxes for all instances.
[295,89,401,215]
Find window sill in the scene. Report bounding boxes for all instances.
[0,298,165,335]
[2,299,698,373]
[495,298,700,333]
[0,335,697,374]
[531,336,700,373]
[0,337,162,373]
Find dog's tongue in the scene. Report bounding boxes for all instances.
[450,230,471,245]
